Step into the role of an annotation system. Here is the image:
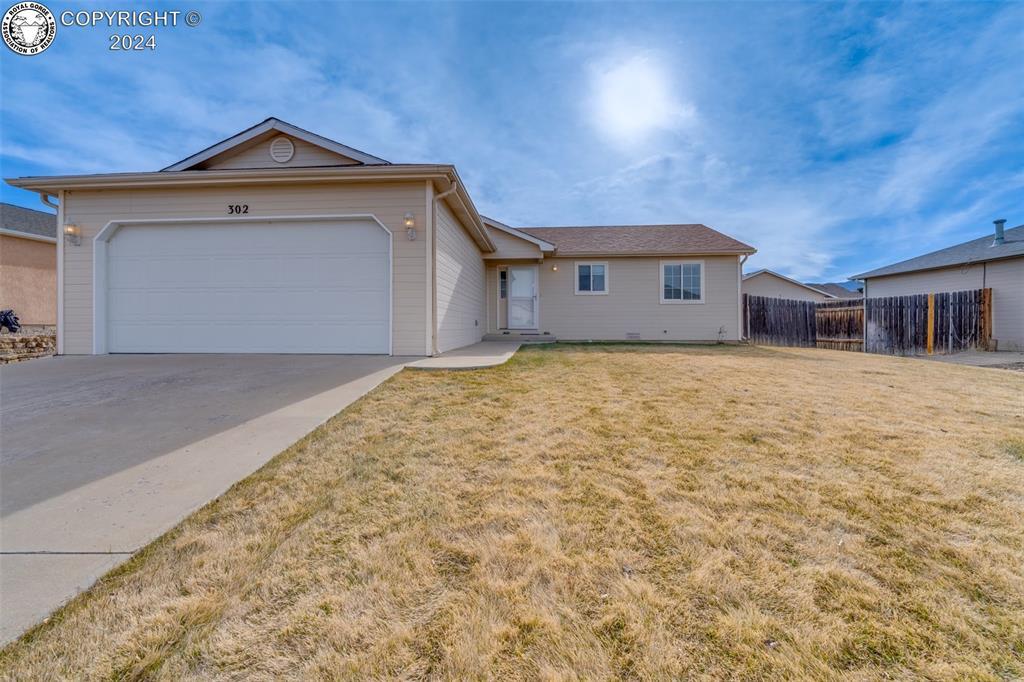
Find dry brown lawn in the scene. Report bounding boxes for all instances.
[2,344,1023,680]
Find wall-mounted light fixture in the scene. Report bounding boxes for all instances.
[64,224,81,246]
[551,265,558,271]
[404,212,416,241]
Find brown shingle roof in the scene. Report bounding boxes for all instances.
[517,224,755,256]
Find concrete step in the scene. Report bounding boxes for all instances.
[483,332,557,344]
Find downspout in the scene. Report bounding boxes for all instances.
[738,254,749,341]
[430,178,459,356]
[37,192,59,210]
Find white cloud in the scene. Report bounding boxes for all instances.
[588,54,695,145]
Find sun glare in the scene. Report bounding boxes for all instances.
[590,54,694,145]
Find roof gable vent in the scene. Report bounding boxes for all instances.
[269,136,295,164]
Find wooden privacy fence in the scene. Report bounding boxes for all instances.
[815,299,864,351]
[744,288,991,355]
[743,295,816,347]
[865,288,991,355]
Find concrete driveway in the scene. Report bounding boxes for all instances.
[0,353,409,644]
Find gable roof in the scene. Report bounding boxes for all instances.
[162,118,389,171]
[852,224,1024,279]
[742,269,835,298]
[0,202,57,240]
[517,224,755,257]
[805,282,862,299]
[481,216,555,252]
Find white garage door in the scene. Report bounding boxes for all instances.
[106,220,390,353]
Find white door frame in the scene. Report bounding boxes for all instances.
[92,213,393,355]
[507,265,539,330]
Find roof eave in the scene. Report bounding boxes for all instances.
[549,249,756,258]
[161,118,389,171]
[852,250,1023,280]
[0,227,56,243]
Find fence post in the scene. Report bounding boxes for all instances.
[981,288,993,351]
[926,293,935,355]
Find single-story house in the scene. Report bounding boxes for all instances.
[804,282,863,299]
[4,118,756,356]
[0,202,57,328]
[741,269,836,302]
[852,220,1023,351]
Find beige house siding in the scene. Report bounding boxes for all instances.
[864,263,985,298]
[534,256,742,341]
[435,201,485,352]
[0,234,56,325]
[201,135,361,170]
[61,181,430,355]
[986,258,1024,351]
[742,272,830,302]
[484,227,543,260]
[863,257,1023,351]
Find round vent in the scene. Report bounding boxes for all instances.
[269,136,295,163]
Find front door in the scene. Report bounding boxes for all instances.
[507,266,537,329]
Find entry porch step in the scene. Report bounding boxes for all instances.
[483,331,557,344]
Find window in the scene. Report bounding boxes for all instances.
[661,260,704,303]
[499,270,508,299]
[575,261,608,295]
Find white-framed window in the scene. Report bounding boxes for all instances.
[660,260,704,304]
[575,261,608,295]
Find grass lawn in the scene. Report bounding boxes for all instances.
[3,344,1023,680]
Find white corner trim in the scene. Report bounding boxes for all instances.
[57,190,65,355]
[660,259,706,304]
[574,260,609,295]
[91,213,394,355]
[0,228,57,243]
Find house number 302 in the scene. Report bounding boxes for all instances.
[228,204,249,214]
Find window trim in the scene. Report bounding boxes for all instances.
[660,259,705,304]
[574,260,609,295]
[499,269,508,299]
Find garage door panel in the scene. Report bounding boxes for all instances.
[106,221,390,354]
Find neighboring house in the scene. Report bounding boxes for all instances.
[4,118,756,356]
[0,202,57,327]
[741,269,835,302]
[804,282,863,299]
[852,220,1023,351]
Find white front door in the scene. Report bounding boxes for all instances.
[507,266,537,329]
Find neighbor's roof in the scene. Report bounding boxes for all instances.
[517,224,755,256]
[852,224,1024,279]
[0,202,57,240]
[743,269,835,297]
[804,282,863,299]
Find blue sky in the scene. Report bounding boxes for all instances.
[2,1,1022,282]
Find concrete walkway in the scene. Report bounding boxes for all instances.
[409,341,522,370]
[0,354,408,644]
[920,349,1024,370]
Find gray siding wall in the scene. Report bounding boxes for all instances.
[435,201,485,352]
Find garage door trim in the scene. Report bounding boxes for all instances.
[92,214,393,355]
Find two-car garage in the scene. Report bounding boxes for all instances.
[97,218,391,354]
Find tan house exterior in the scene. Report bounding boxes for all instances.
[5,118,755,356]
[0,204,57,326]
[853,221,1023,351]
[741,269,834,303]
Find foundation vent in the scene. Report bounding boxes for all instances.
[626,332,642,339]
[269,136,295,163]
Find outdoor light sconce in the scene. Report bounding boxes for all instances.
[64,224,81,246]
[551,265,558,271]
[404,212,416,240]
